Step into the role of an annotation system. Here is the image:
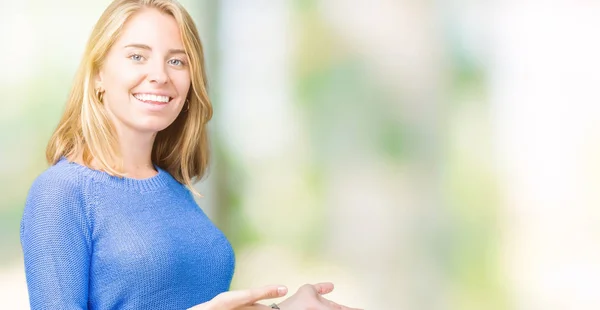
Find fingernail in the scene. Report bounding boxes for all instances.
[277,286,288,295]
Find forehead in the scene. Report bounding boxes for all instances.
[115,8,183,49]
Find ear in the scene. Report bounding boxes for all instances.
[95,70,104,92]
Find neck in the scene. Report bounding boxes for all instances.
[116,127,158,179]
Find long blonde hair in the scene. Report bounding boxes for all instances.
[46,0,212,193]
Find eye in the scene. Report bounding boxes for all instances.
[129,54,145,62]
[168,58,186,66]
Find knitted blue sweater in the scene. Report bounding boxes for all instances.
[20,158,235,309]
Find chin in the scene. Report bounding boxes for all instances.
[135,118,177,134]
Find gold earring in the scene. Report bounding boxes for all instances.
[95,89,104,102]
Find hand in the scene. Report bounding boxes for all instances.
[276,283,363,310]
[187,285,288,310]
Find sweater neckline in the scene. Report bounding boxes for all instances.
[57,157,175,192]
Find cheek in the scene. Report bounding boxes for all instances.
[172,72,191,97]
[103,62,144,93]
[179,83,191,99]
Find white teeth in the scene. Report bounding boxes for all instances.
[134,93,170,103]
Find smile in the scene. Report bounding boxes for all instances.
[133,93,172,104]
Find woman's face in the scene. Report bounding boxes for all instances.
[96,8,191,136]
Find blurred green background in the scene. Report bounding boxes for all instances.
[3,1,600,309]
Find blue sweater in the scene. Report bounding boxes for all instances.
[20,158,235,310]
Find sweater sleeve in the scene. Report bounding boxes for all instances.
[20,173,92,310]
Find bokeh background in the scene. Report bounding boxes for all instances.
[2,0,600,309]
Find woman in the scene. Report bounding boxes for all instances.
[20,0,360,309]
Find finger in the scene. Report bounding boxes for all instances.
[298,283,318,294]
[312,282,335,295]
[326,298,343,310]
[320,296,363,310]
[211,285,288,309]
[237,304,274,310]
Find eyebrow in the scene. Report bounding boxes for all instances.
[124,43,186,55]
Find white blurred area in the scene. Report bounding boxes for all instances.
[492,2,600,309]
[2,0,600,309]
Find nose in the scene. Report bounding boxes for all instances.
[147,61,168,84]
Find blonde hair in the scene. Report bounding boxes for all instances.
[46,0,212,194]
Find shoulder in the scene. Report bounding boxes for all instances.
[28,160,87,198]
[24,159,93,215]
[21,161,94,262]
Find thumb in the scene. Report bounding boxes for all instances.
[209,285,288,309]
[312,282,335,295]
